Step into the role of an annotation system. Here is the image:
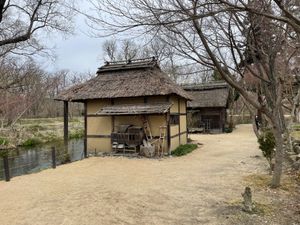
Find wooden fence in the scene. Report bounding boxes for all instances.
[1,147,85,182]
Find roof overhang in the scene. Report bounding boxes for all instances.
[95,103,173,116]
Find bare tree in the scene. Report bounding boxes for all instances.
[0,0,76,59]
[87,0,299,188]
[102,39,117,61]
[101,37,210,83]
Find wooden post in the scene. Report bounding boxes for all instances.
[166,111,171,155]
[166,96,171,155]
[185,100,188,141]
[64,101,69,151]
[84,101,87,158]
[178,98,181,144]
[51,147,56,169]
[3,155,10,182]
[143,97,148,103]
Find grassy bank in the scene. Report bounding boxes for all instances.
[0,117,84,148]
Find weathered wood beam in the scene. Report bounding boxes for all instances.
[185,100,188,141]
[84,101,87,158]
[166,111,171,155]
[178,98,181,144]
[63,101,68,150]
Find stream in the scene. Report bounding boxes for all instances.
[0,139,84,181]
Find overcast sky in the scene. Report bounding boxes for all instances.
[40,3,107,75]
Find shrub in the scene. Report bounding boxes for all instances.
[21,138,42,147]
[258,130,275,170]
[224,127,233,133]
[58,151,71,164]
[171,144,198,156]
[69,129,84,139]
[0,137,9,146]
[42,132,62,143]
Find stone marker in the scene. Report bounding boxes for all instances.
[242,186,253,213]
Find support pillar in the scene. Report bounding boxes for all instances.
[64,101,69,150]
[84,101,87,158]
[178,98,181,144]
[166,111,171,155]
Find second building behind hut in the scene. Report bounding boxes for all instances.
[183,82,230,133]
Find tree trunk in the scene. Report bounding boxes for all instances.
[291,87,300,122]
[251,115,260,138]
[271,114,284,188]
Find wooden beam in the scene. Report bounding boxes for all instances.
[84,101,87,158]
[63,101,68,150]
[87,135,111,138]
[170,131,187,139]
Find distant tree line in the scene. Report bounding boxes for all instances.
[0,58,90,127]
[0,0,80,127]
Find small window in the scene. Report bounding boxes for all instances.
[170,115,179,125]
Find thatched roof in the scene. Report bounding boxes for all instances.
[183,82,230,108]
[95,102,172,116]
[55,58,191,101]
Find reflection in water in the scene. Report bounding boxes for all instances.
[0,139,84,180]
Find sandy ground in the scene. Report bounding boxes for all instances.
[0,124,298,225]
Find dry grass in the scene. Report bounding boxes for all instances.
[0,117,83,147]
[243,173,299,192]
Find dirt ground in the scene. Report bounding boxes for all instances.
[0,124,299,225]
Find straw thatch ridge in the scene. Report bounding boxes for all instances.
[182,82,228,91]
[55,59,192,101]
[183,82,230,108]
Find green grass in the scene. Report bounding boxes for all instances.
[21,138,42,147]
[0,137,9,146]
[171,144,198,156]
[41,132,62,143]
[68,129,84,139]
[27,124,45,132]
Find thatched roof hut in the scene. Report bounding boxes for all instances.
[183,82,229,108]
[183,82,230,133]
[55,58,191,102]
[55,58,191,156]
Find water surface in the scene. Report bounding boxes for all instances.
[0,139,84,180]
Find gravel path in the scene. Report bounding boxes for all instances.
[0,124,268,225]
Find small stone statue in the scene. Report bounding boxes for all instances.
[242,186,253,212]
